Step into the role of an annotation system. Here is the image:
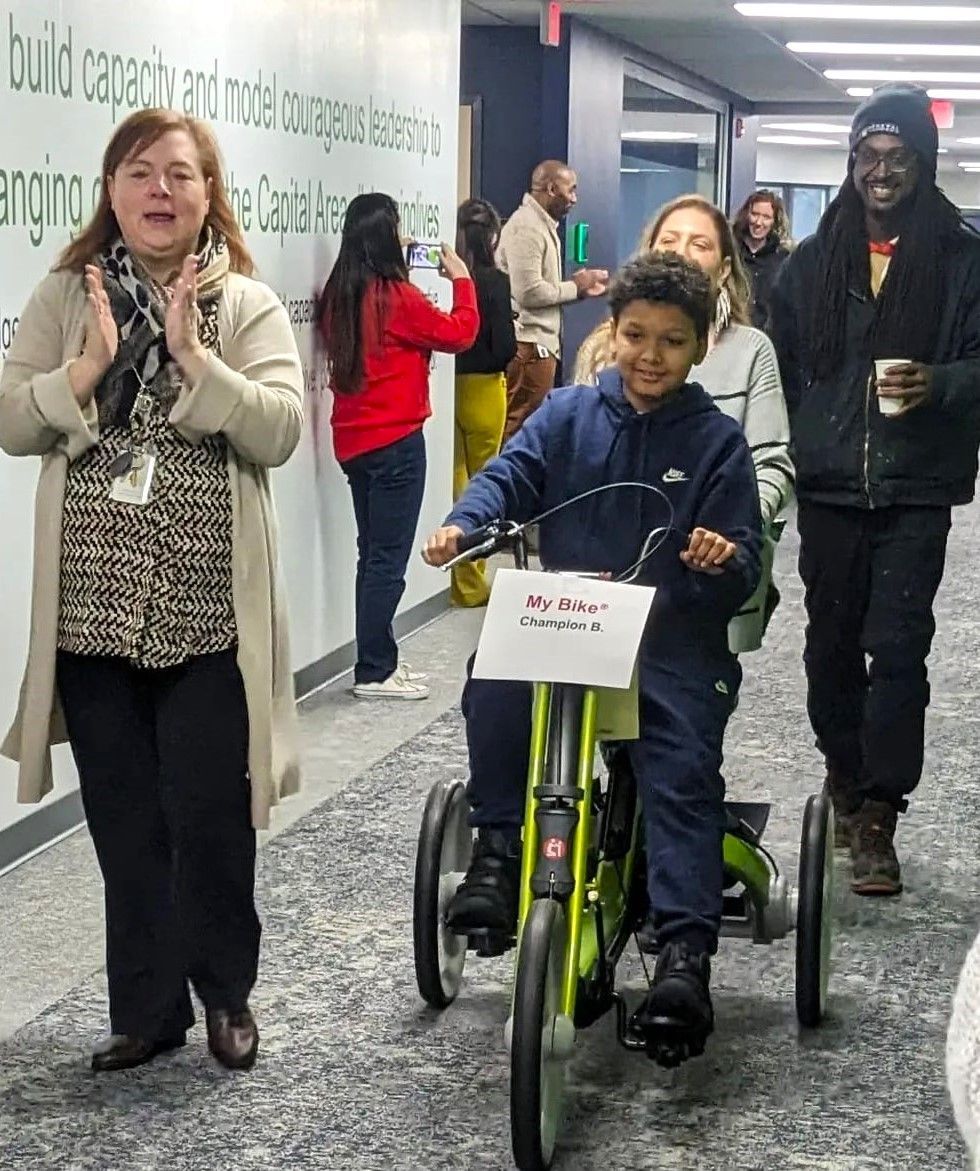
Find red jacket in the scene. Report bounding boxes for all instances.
[328,277,479,463]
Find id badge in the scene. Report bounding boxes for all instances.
[109,452,156,506]
[535,343,550,360]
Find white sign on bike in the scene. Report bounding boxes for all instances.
[472,569,655,688]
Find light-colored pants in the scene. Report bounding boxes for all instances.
[452,372,507,607]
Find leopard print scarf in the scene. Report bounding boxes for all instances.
[95,228,229,429]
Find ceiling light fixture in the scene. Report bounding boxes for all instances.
[789,42,980,56]
[827,69,980,83]
[958,160,980,168]
[763,122,849,133]
[620,130,698,142]
[735,4,980,20]
[958,137,980,145]
[757,134,844,146]
[846,86,980,101]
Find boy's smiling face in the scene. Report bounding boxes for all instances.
[610,300,707,413]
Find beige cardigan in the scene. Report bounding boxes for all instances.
[0,267,304,830]
[497,194,579,357]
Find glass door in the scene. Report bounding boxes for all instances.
[619,71,726,265]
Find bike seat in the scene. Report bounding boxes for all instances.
[724,801,771,845]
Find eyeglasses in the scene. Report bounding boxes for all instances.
[854,146,917,175]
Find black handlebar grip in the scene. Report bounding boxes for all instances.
[455,525,495,554]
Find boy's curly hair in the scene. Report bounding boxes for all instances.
[609,253,713,342]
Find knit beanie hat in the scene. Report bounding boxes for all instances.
[849,83,939,177]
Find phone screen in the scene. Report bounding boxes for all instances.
[406,242,441,270]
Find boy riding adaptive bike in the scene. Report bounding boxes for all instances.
[424,253,763,1064]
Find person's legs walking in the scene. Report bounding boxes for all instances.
[849,505,951,894]
[155,647,261,1068]
[797,501,873,830]
[56,652,192,1068]
[343,430,428,694]
[452,373,507,607]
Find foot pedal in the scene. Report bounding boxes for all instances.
[613,993,647,1052]
[467,929,514,958]
[640,1016,709,1069]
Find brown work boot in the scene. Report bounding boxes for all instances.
[850,800,903,896]
[824,767,861,849]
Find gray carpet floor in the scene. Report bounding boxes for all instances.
[1,517,978,1170]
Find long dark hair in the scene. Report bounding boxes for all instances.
[319,192,409,395]
[809,171,971,377]
[456,198,501,270]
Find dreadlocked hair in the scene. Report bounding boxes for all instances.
[810,173,973,378]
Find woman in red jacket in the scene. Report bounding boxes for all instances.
[320,193,479,699]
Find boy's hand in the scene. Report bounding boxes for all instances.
[423,525,465,566]
[680,528,737,576]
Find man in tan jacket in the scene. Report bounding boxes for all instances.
[497,160,608,440]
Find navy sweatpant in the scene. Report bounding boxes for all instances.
[462,650,739,954]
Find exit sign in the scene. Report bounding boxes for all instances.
[540,1,561,47]
[931,100,955,130]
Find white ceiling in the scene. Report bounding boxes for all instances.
[462,0,980,103]
[461,0,980,175]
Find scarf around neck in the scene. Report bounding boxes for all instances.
[95,228,229,429]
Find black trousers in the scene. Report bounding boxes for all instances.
[56,648,260,1039]
[797,501,951,811]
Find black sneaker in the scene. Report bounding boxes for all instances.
[630,940,714,1068]
[850,799,902,896]
[445,828,522,934]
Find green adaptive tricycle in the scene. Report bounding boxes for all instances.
[413,516,834,1171]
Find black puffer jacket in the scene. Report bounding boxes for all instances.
[739,235,791,331]
[769,229,980,508]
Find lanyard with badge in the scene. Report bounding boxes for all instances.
[106,371,158,506]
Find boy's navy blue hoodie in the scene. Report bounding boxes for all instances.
[447,368,763,665]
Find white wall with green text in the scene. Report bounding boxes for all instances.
[0,0,462,835]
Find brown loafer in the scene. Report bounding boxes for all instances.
[91,1032,186,1072]
[206,1008,259,1071]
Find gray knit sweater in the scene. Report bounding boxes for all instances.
[692,324,794,524]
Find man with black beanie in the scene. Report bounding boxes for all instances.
[770,84,980,896]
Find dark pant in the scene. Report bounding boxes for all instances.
[56,648,259,1039]
[462,652,737,954]
[797,501,952,811]
[341,429,427,684]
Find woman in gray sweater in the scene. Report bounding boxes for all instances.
[575,194,794,649]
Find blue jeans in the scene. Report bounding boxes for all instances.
[341,429,427,684]
[462,648,739,954]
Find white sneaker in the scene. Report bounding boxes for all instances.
[397,661,428,683]
[353,672,430,700]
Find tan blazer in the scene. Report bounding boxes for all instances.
[0,268,304,829]
[497,194,579,357]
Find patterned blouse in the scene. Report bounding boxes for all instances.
[57,411,237,669]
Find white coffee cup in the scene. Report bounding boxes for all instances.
[874,359,911,416]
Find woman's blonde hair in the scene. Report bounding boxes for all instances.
[573,194,752,385]
[640,194,751,328]
[57,108,254,275]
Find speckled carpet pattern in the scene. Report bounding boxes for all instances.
[2,517,978,1170]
